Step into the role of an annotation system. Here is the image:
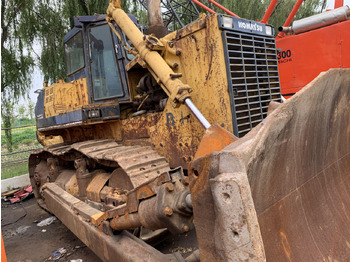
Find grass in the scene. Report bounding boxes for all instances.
[1,124,40,180]
[1,126,37,150]
[1,162,29,180]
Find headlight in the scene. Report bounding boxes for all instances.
[265,25,273,35]
[223,17,233,29]
[88,109,100,118]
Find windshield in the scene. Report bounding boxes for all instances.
[89,24,124,100]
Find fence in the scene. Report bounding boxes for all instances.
[1,124,42,180]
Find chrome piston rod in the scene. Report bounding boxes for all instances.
[185,98,211,129]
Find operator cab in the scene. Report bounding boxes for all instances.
[35,14,166,132]
[64,15,133,104]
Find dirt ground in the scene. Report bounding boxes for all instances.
[1,196,102,262]
[2,193,198,262]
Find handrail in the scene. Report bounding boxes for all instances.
[207,0,239,17]
[261,0,278,24]
[190,0,215,14]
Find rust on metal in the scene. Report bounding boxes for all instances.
[66,174,79,197]
[136,184,154,200]
[109,168,133,190]
[173,17,207,41]
[29,139,171,212]
[166,183,174,192]
[86,171,111,202]
[124,172,171,214]
[148,14,235,169]
[75,158,91,199]
[43,183,178,262]
[189,154,224,262]
[110,168,193,235]
[248,69,350,261]
[163,206,173,216]
[267,100,282,115]
[191,69,350,261]
[56,170,76,190]
[121,113,161,140]
[99,186,114,200]
[71,139,170,188]
[194,123,238,160]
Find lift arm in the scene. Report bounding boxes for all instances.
[107,0,210,129]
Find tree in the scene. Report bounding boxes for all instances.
[1,0,70,152]
[1,0,35,152]
[1,0,35,95]
[63,0,111,28]
[17,104,28,126]
[28,100,35,120]
[32,0,134,84]
[1,99,15,152]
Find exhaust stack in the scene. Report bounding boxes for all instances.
[278,5,350,34]
[145,0,168,38]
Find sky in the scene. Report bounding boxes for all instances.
[23,0,350,105]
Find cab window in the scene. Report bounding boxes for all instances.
[65,31,85,75]
[89,24,124,100]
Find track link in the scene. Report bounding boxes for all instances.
[29,139,170,203]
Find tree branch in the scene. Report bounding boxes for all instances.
[78,0,89,15]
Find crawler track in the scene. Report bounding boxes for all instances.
[29,139,170,205]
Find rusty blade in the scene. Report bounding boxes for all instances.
[194,123,238,160]
[215,69,350,261]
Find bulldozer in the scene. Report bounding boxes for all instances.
[29,0,350,261]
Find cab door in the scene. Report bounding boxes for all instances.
[88,23,129,102]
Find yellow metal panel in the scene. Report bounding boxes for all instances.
[41,14,234,171]
[149,14,234,168]
[44,78,89,118]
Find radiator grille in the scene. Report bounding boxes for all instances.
[223,31,282,137]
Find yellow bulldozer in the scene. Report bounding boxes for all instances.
[29,0,350,261]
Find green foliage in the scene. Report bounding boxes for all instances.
[21,139,33,146]
[25,1,67,84]
[1,0,35,95]
[1,100,15,152]
[1,0,35,152]
[63,0,110,30]
[1,126,37,150]
[130,0,148,25]
[1,124,38,180]
[28,100,35,119]
[1,49,34,95]
[296,0,327,19]
[17,105,27,119]
[264,0,327,34]
[11,127,37,147]
[217,0,265,21]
